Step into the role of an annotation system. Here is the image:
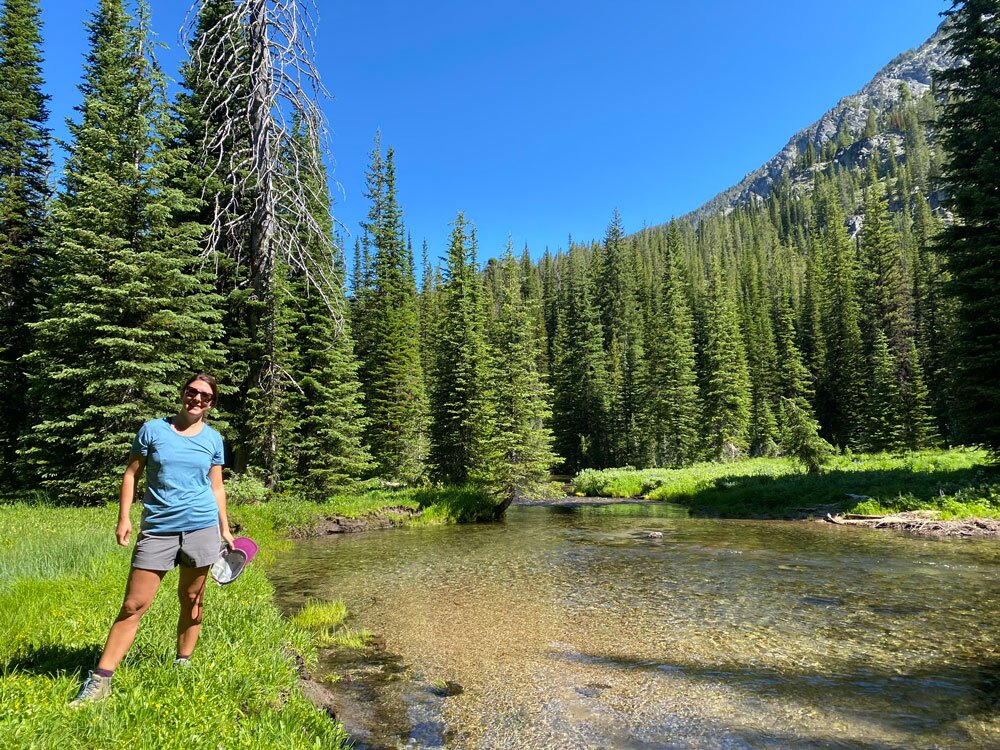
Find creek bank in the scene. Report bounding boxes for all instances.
[824,509,1000,537]
[516,496,1000,538]
[285,505,422,538]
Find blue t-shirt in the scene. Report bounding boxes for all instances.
[131,417,225,532]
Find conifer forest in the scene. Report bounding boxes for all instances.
[2,0,999,506]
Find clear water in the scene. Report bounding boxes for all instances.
[268,504,1000,749]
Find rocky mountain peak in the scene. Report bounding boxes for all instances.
[682,20,956,224]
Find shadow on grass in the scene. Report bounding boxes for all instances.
[411,486,503,523]
[2,643,99,679]
[669,464,997,518]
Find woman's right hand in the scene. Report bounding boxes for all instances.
[116,518,132,546]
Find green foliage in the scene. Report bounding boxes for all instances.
[354,137,429,482]
[0,0,50,487]
[550,242,610,471]
[21,0,224,503]
[781,396,834,473]
[0,501,349,749]
[597,210,645,465]
[643,222,700,466]
[428,213,488,484]
[937,0,1000,455]
[285,121,372,494]
[571,448,992,517]
[224,471,269,505]
[472,246,559,501]
[700,259,752,459]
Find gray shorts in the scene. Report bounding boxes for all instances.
[132,525,221,571]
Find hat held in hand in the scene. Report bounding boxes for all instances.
[211,536,258,585]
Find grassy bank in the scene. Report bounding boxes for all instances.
[0,486,492,750]
[572,448,1000,518]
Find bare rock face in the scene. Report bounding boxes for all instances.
[683,21,957,224]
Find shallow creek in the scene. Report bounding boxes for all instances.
[269,503,1000,749]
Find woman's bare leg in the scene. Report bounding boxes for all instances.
[176,565,210,658]
[97,567,167,671]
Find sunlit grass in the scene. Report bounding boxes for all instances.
[0,483,498,749]
[571,448,997,518]
[0,501,363,748]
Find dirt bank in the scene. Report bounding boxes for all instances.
[286,505,422,539]
[824,510,1000,537]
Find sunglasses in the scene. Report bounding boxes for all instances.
[183,387,215,403]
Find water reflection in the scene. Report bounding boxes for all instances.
[269,504,1000,749]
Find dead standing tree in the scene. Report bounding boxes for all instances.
[185,0,343,485]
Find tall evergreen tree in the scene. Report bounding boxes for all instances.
[0,0,49,487]
[473,246,558,503]
[357,139,428,481]
[171,0,251,463]
[701,259,752,460]
[866,329,905,452]
[937,0,1000,453]
[428,213,487,484]
[550,245,610,470]
[287,120,372,494]
[816,186,866,449]
[23,0,223,502]
[597,210,644,465]
[643,223,700,466]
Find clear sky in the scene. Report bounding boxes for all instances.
[38,0,945,264]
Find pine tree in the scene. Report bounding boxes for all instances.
[643,223,700,467]
[865,329,905,452]
[0,0,49,487]
[775,289,833,469]
[473,245,558,504]
[816,185,866,449]
[743,244,779,457]
[597,210,644,465]
[23,0,223,502]
[357,138,428,482]
[858,162,911,356]
[428,213,487,484]
[171,0,250,462]
[550,245,610,470]
[287,120,372,494]
[937,0,1000,453]
[701,259,752,460]
[898,339,937,450]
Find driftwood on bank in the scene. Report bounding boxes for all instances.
[825,510,1000,537]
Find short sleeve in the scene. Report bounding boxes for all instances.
[131,423,151,457]
[212,433,225,466]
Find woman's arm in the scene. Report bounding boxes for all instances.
[210,464,235,549]
[117,455,146,546]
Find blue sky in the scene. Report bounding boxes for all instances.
[39,1,945,263]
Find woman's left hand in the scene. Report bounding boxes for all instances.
[221,529,236,550]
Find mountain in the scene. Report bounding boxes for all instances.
[683,21,956,224]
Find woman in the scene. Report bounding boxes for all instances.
[72,373,235,705]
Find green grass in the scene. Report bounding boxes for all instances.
[0,485,485,750]
[571,448,999,518]
[290,599,372,650]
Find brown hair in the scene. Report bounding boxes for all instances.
[182,373,219,405]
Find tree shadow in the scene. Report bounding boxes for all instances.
[671,463,996,518]
[558,647,1000,737]
[2,643,98,679]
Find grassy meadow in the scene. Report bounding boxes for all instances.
[572,448,1000,518]
[0,485,494,750]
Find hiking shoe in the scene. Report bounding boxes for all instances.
[70,671,111,705]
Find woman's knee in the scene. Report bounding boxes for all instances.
[118,596,152,620]
[178,588,204,616]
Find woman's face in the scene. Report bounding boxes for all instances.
[181,380,215,418]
